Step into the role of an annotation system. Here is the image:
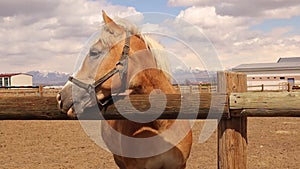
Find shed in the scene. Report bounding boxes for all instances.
[0,73,33,87]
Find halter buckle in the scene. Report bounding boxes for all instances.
[116,61,123,66]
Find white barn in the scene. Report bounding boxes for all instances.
[232,57,300,91]
[0,73,33,87]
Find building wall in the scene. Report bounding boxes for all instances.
[10,74,33,86]
[242,69,300,75]
[246,73,300,91]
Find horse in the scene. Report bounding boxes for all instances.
[57,11,192,169]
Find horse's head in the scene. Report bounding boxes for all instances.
[57,11,172,117]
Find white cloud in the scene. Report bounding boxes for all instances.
[177,6,251,29]
[1,0,299,74]
[0,0,140,73]
[168,0,212,7]
[169,0,300,18]
[171,0,300,68]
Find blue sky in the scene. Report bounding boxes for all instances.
[108,0,184,15]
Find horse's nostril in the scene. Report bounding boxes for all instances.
[56,94,63,110]
[58,101,63,110]
[56,93,61,102]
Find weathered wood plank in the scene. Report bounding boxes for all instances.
[230,92,300,109]
[218,71,247,169]
[240,109,300,117]
[1,91,299,120]
[88,93,228,120]
[0,93,228,120]
[0,97,68,120]
[0,88,60,97]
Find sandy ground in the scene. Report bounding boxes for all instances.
[0,118,299,169]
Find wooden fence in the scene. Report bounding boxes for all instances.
[0,72,299,169]
[1,82,297,97]
[0,86,60,97]
[248,83,300,92]
[0,84,214,97]
[177,83,300,93]
[173,84,217,93]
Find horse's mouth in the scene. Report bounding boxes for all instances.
[66,107,77,119]
[63,101,99,119]
[57,94,76,119]
[59,103,76,119]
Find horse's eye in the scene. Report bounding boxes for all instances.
[89,47,102,56]
[105,26,114,35]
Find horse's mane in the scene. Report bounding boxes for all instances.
[113,18,171,80]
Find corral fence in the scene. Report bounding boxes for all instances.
[1,82,297,97]
[248,83,300,92]
[0,85,60,97]
[0,84,216,96]
[173,83,217,93]
[0,72,299,169]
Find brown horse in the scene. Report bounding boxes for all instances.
[57,11,192,169]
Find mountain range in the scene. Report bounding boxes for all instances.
[27,71,70,86]
[26,69,215,86]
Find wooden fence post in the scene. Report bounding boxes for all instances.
[217,71,248,169]
[189,85,192,93]
[199,84,202,93]
[39,85,43,97]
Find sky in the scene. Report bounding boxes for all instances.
[0,0,300,73]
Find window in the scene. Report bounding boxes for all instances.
[267,77,270,79]
[4,78,9,86]
[0,78,2,86]
[252,77,255,80]
[287,78,295,86]
[274,77,277,79]
[259,77,262,79]
[280,77,285,80]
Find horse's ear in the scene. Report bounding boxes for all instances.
[102,10,122,34]
[102,10,114,24]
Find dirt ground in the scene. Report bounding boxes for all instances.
[0,118,299,169]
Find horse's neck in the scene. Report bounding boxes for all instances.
[125,67,177,133]
[130,68,177,94]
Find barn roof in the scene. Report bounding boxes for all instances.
[233,57,300,72]
[0,73,32,78]
[277,57,300,63]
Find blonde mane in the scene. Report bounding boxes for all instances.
[141,34,171,79]
[114,18,171,79]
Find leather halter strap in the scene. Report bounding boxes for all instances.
[94,31,130,91]
[68,31,131,109]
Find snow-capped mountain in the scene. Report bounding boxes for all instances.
[26,71,70,86]
[26,69,215,86]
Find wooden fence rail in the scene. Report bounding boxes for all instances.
[0,97,67,120]
[248,83,300,92]
[1,92,299,120]
[1,83,298,98]
[173,84,217,93]
[0,87,60,97]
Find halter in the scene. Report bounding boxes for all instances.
[68,31,131,110]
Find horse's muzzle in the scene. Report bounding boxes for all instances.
[56,80,77,117]
[57,92,77,118]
